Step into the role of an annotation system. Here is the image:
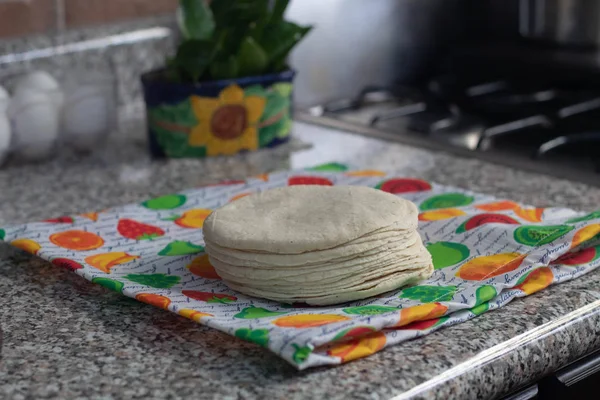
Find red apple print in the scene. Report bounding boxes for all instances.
[182,290,237,304]
[117,219,165,241]
[51,258,84,271]
[288,176,334,186]
[44,216,74,223]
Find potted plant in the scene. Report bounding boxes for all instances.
[141,0,312,158]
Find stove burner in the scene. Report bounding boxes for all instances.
[314,76,600,179]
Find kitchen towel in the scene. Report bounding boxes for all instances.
[2,163,600,370]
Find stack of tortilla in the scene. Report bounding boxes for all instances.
[203,185,433,305]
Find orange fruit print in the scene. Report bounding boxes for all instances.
[514,267,554,295]
[328,331,387,363]
[187,254,221,279]
[179,309,214,322]
[395,303,448,327]
[457,253,526,281]
[230,193,251,202]
[50,230,104,251]
[272,314,350,328]
[136,293,171,309]
[571,224,600,249]
[475,201,519,212]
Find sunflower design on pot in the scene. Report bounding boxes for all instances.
[189,84,266,156]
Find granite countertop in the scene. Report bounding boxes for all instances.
[1,120,600,399]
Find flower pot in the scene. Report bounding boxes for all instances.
[141,69,295,158]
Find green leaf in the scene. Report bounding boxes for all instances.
[277,117,292,139]
[259,117,287,147]
[271,82,293,98]
[237,36,268,77]
[124,274,181,289]
[259,21,312,69]
[173,39,218,82]
[0,229,5,241]
[244,85,268,97]
[235,328,270,347]
[261,91,289,121]
[148,99,197,128]
[178,0,215,40]
[272,0,290,21]
[209,55,239,80]
[211,0,268,27]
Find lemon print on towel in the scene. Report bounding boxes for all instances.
[419,208,467,221]
[85,252,139,273]
[189,84,266,156]
[166,209,212,229]
[10,238,41,255]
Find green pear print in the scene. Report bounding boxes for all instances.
[400,285,457,302]
[342,305,398,315]
[235,328,270,347]
[514,225,574,246]
[470,285,497,316]
[292,344,312,364]
[567,210,600,224]
[142,194,187,210]
[158,241,204,256]
[426,242,470,270]
[234,306,288,319]
[124,273,181,289]
[92,277,125,293]
[420,193,474,211]
[308,162,348,172]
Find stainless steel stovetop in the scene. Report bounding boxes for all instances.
[296,79,600,187]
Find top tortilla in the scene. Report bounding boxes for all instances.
[203,185,418,254]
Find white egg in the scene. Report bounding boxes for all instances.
[0,113,11,165]
[63,85,114,151]
[14,71,64,110]
[8,90,60,161]
[0,85,9,114]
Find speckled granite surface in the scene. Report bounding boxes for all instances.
[1,121,600,399]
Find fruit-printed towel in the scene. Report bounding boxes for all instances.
[2,163,600,370]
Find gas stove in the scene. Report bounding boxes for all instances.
[296,76,600,186]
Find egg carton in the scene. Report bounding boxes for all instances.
[0,70,118,166]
